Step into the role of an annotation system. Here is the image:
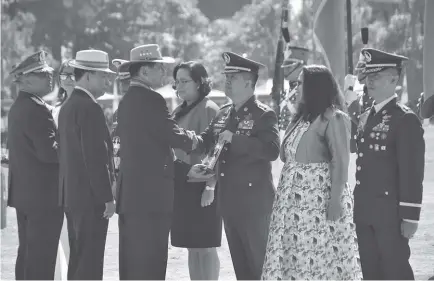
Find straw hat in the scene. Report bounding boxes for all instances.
[120,44,175,70]
[69,50,115,74]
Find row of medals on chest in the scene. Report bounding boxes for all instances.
[358,108,391,152]
[216,107,254,136]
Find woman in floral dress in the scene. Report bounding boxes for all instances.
[262,65,361,280]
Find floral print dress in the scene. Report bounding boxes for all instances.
[261,120,362,280]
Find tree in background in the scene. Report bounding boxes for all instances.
[1,0,426,104]
[1,8,36,99]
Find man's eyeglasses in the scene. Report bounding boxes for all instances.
[59,73,75,81]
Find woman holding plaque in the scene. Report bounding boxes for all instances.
[261,65,361,280]
[170,61,222,280]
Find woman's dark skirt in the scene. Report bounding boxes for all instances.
[170,178,222,249]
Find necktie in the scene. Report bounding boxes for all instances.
[367,106,376,122]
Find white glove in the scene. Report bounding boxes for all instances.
[344,74,357,90]
[344,74,359,105]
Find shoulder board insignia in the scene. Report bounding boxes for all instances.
[400,104,410,111]
[220,103,233,109]
[254,100,270,111]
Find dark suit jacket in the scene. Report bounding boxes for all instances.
[58,88,113,212]
[116,83,194,214]
[7,91,59,211]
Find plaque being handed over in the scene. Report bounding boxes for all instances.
[200,139,227,175]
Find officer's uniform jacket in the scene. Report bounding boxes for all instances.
[7,91,59,211]
[196,96,280,217]
[348,95,425,226]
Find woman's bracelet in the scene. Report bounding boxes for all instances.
[205,186,215,191]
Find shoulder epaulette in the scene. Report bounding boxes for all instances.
[220,103,233,110]
[254,99,271,111]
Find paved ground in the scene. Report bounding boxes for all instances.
[2,129,434,280]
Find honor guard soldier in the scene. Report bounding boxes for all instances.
[346,48,425,280]
[7,51,64,280]
[194,51,280,280]
[279,46,309,130]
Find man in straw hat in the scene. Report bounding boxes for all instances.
[347,48,424,280]
[115,44,212,280]
[57,49,116,280]
[7,50,64,280]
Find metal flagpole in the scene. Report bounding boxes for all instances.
[346,0,353,74]
[271,0,290,123]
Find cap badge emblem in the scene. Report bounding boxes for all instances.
[223,53,231,64]
[362,50,372,62]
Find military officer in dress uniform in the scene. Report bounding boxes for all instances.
[345,48,425,280]
[193,52,280,280]
[279,46,309,130]
[7,51,64,280]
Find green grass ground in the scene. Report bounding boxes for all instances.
[1,128,433,280]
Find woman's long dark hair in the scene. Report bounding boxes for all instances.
[55,59,73,107]
[292,65,345,123]
[171,61,212,121]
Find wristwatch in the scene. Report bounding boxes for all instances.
[205,186,215,191]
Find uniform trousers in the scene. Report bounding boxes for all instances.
[356,223,414,280]
[118,212,172,280]
[66,205,109,280]
[15,207,63,280]
[224,213,271,280]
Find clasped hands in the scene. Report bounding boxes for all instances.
[187,164,215,183]
[188,164,217,208]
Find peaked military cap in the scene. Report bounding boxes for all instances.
[355,48,408,81]
[10,50,53,77]
[221,52,265,74]
[112,59,131,80]
[282,46,309,68]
